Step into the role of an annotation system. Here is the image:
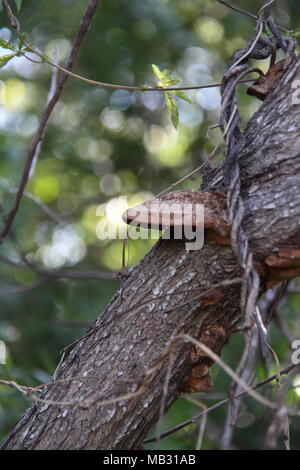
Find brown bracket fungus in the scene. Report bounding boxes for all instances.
[265,247,300,287]
[247,58,291,101]
[184,324,228,393]
[122,190,230,246]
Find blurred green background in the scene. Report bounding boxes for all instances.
[0,0,300,450]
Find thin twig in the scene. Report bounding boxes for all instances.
[266,281,289,325]
[0,253,114,281]
[156,352,175,448]
[184,395,208,450]
[16,33,257,92]
[155,141,223,198]
[220,325,259,449]
[0,277,47,296]
[228,22,264,72]
[144,363,298,443]
[1,2,256,94]
[156,102,237,199]
[0,377,147,408]
[1,334,298,422]
[2,186,63,223]
[2,0,19,29]
[2,0,259,93]
[265,340,290,450]
[52,318,91,328]
[217,0,290,33]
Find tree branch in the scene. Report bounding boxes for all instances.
[1,10,300,452]
[0,254,114,281]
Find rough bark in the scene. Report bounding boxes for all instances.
[1,56,300,450]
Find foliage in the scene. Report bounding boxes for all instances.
[151,63,191,128]
[0,0,300,450]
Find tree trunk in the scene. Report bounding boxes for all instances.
[1,56,300,450]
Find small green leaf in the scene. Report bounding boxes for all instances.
[14,0,22,11]
[152,63,180,88]
[165,92,179,129]
[0,53,16,68]
[151,63,164,82]
[165,78,180,86]
[0,37,16,52]
[152,64,189,128]
[163,72,180,86]
[172,90,191,103]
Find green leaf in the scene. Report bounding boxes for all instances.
[152,64,180,87]
[151,63,164,82]
[0,53,16,68]
[165,92,179,129]
[165,78,180,86]
[14,0,22,11]
[152,64,189,128]
[172,90,191,103]
[0,37,17,52]
[161,68,170,79]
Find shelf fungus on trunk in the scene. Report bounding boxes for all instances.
[184,324,228,393]
[264,247,300,287]
[122,190,232,393]
[247,58,291,101]
[122,189,230,247]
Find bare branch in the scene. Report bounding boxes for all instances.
[0,277,47,295]
[0,253,114,281]
[2,0,256,93]
[220,326,259,449]
[217,0,290,33]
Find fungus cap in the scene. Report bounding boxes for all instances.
[122,190,229,239]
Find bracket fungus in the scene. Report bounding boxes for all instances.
[184,324,228,393]
[247,58,291,101]
[122,190,230,246]
[264,247,300,287]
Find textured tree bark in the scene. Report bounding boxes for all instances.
[1,56,300,450]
